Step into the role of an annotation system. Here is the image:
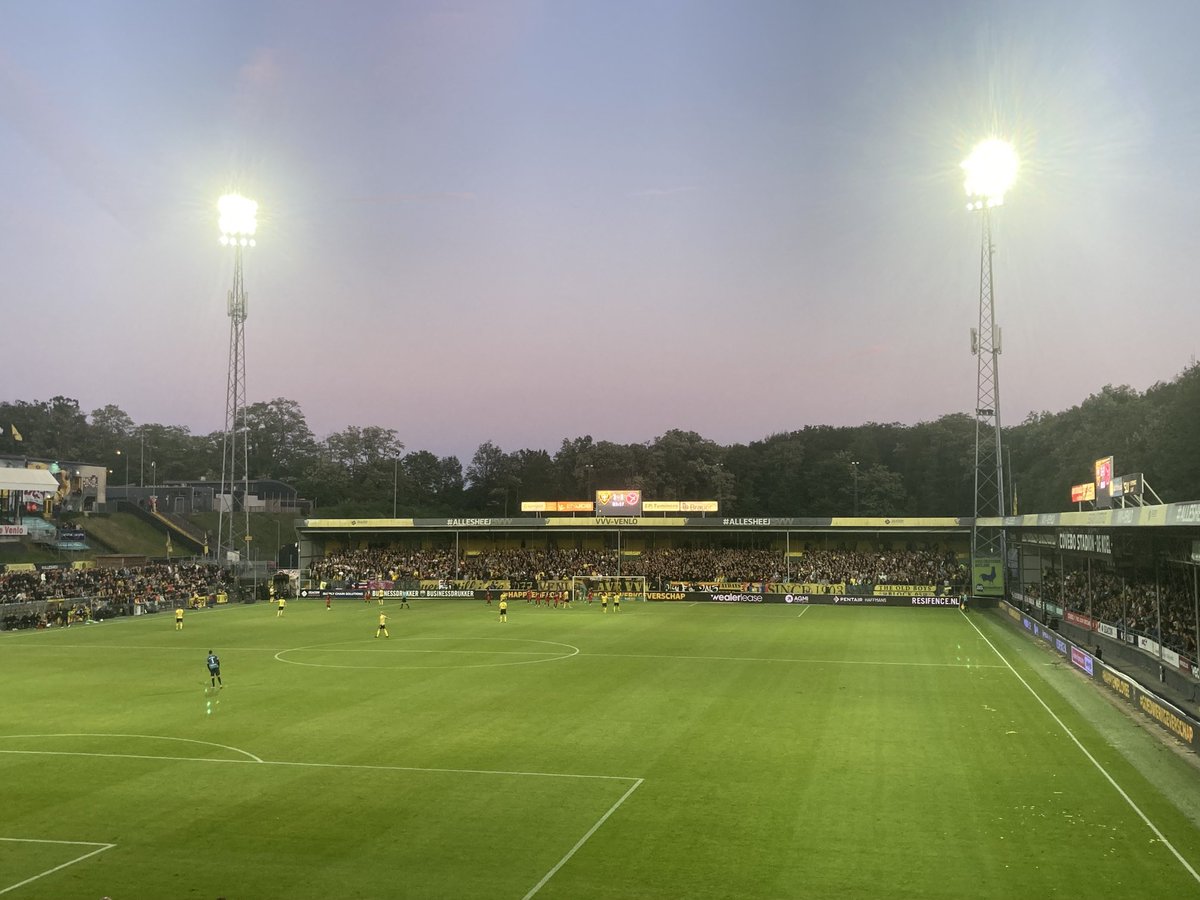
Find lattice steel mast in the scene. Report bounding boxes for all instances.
[216,195,257,563]
[971,205,1005,554]
[962,140,1017,588]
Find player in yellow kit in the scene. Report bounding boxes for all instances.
[499,598,508,622]
[175,606,184,630]
[376,611,389,638]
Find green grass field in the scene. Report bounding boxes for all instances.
[3,599,1199,899]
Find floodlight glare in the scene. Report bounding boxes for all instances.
[218,194,258,237]
[962,139,1018,206]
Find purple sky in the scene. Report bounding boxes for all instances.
[3,1,1198,463]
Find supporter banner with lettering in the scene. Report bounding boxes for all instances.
[872,584,940,596]
[765,583,845,595]
[1065,609,1096,630]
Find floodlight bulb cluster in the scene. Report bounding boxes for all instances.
[218,194,258,243]
[962,139,1018,208]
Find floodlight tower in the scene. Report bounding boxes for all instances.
[963,140,1017,582]
[216,194,257,564]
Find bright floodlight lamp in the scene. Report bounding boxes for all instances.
[962,139,1018,210]
[218,194,258,245]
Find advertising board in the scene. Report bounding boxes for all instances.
[1000,600,1199,752]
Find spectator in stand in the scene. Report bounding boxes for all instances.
[308,546,967,594]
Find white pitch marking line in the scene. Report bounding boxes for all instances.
[0,644,294,652]
[0,748,640,783]
[0,733,263,763]
[962,611,1200,886]
[274,638,582,670]
[797,606,810,618]
[286,647,567,656]
[522,777,644,900]
[0,839,116,896]
[581,651,1001,669]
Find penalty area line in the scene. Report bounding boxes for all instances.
[962,611,1200,887]
[0,747,640,782]
[522,777,644,900]
[0,839,116,896]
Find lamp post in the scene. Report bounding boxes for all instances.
[393,458,398,518]
[963,138,1018,589]
[850,461,860,516]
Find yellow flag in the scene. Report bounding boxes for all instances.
[10,424,22,441]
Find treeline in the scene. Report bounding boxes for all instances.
[3,362,1198,517]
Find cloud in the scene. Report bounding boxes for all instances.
[238,47,282,90]
[628,186,698,198]
[342,191,478,205]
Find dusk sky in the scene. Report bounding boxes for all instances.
[3,1,1198,463]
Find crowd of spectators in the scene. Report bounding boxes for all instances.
[0,563,234,630]
[309,546,967,592]
[1022,567,1198,657]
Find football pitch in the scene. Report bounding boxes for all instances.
[3,599,1199,899]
